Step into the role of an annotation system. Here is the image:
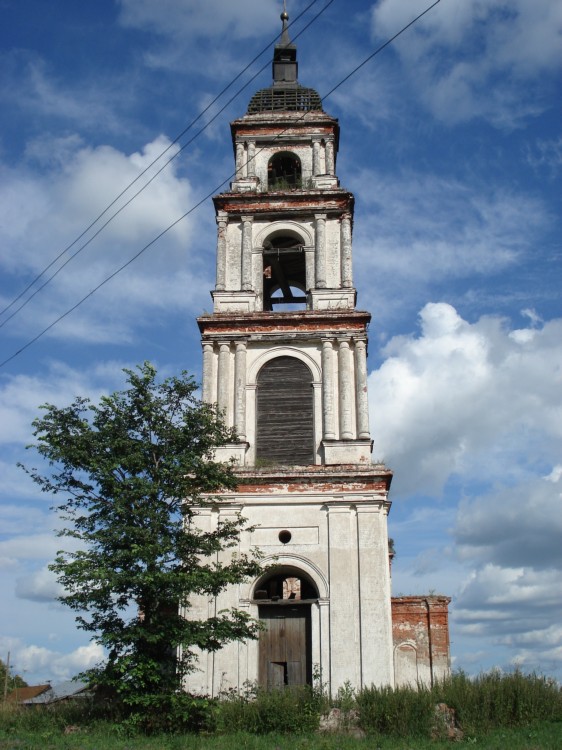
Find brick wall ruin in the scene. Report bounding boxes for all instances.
[391,596,451,687]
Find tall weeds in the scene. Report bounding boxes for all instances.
[434,669,562,733]
[216,684,326,734]
[1,669,560,739]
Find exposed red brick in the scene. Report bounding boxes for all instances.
[392,596,451,686]
[198,309,371,336]
[213,191,353,216]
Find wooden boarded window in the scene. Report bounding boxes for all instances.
[256,356,314,465]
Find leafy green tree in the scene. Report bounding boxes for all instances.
[21,363,262,718]
[1,659,27,697]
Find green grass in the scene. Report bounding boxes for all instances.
[1,670,561,748]
[1,723,562,749]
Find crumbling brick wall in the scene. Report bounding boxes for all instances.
[391,596,451,687]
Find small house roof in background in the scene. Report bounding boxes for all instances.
[6,684,50,703]
[23,679,91,704]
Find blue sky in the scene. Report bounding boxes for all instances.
[1,0,561,685]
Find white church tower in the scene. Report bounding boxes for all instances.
[185,9,396,695]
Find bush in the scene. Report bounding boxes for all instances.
[104,691,217,735]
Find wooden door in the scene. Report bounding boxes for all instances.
[258,605,311,688]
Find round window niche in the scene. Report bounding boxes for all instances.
[278,530,292,545]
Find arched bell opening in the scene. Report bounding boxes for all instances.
[263,233,307,311]
[268,151,302,190]
[256,356,314,466]
[253,566,318,689]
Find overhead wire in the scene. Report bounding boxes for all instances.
[0,0,331,331]
[0,0,442,370]
[0,0,324,323]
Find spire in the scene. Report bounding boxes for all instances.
[279,1,291,47]
[273,2,297,86]
[246,2,323,113]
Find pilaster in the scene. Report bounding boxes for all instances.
[321,339,336,440]
[314,214,327,289]
[241,216,254,292]
[216,212,227,291]
[355,339,370,440]
[338,339,353,439]
[234,341,247,442]
[341,213,353,289]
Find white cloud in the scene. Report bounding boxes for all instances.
[0,534,63,564]
[455,565,561,635]
[526,136,562,177]
[0,360,128,445]
[350,170,551,329]
[369,303,562,495]
[16,567,64,603]
[118,0,278,41]
[117,0,280,74]
[371,0,562,126]
[12,641,105,683]
[0,136,212,345]
[456,474,562,570]
[0,52,127,134]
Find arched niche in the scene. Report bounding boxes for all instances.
[268,151,302,190]
[394,643,419,687]
[256,356,314,465]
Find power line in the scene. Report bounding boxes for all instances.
[0,0,333,333]
[0,0,324,324]
[0,0,442,370]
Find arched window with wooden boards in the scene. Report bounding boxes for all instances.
[256,356,314,465]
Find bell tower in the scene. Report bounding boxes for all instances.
[185,9,395,695]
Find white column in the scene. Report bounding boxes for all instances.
[241,216,253,292]
[315,214,327,289]
[321,339,336,440]
[217,342,230,419]
[247,141,256,178]
[235,142,245,179]
[338,339,353,439]
[318,599,331,695]
[355,339,370,439]
[312,138,321,176]
[216,212,227,291]
[327,504,360,691]
[201,342,214,403]
[304,247,315,296]
[234,341,247,442]
[341,213,353,289]
[356,503,394,688]
[325,139,335,175]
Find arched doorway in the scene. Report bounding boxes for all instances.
[253,568,319,688]
[256,356,314,465]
